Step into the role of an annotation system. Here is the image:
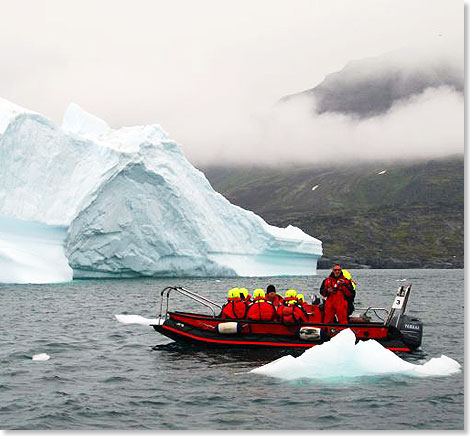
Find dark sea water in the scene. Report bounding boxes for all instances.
[0,269,464,430]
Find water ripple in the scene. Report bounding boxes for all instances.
[0,271,464,430]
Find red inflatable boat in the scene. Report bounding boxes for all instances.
[152,285,422,352]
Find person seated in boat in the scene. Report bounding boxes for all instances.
[277,289,308,325]
[296,293,309,311]
[307,294,324,323]
[238,288,252,303]
[296,293,323,323]
[265,284,283,308]
[220,288,248,319]
[320,264,354,324]
[246,289,278,321]
[341,269,357,316]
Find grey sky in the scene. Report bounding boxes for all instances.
[0,0,463,164]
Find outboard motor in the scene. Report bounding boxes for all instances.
[397,315,423,349]
[385,285,423,349]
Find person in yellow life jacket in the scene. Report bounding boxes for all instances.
[238,288,252,303]
[252,289,265,299]
[246,289,277,321]
[220,288,248,319]
[282,289,297,306]
[277,289,307,325]
[341,269,357,316]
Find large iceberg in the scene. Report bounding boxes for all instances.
[0,97,322,282]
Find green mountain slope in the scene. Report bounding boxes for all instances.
[202,156,463,269]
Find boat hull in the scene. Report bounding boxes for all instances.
[152,311,416,352]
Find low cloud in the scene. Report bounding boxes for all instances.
[180,45,463,166]
[185,85,463,166]
[0,1,462,166]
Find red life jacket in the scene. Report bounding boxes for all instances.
[246,300,277,321]
[265,293,283,308]
[221,298,248,319]
[323,275,353,298]
[278,303,307,325]
[307,304,324,323]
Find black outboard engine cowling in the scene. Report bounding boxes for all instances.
[385,284,423,350]
[397,315,423,349]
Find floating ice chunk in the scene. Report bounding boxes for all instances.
[115,314,162,326]
[32,353,50,361]
[413,355,462,377]
[251,329,461,380]
[377,169,387,175]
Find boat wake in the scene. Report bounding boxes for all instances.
[250,328,460,380]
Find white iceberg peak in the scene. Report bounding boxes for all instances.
[0,97,35,134]
[62,102,110,137]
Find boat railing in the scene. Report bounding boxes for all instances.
[158,286,222,319]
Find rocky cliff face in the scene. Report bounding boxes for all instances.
[203,157,464,269]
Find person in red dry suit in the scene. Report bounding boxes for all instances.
[297,294,324,323]
[277,289,308,325]
[220,288,248,319]
[265,284,283,308]
[320,265,354,324]
[246,289,278,321]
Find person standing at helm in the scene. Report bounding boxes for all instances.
[320,264,354,324]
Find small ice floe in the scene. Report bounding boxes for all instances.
[251,329,460,380]
[115,314,162,326]
[32,353,50,361]
[377,170,387,175]
[311,184,319,191]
